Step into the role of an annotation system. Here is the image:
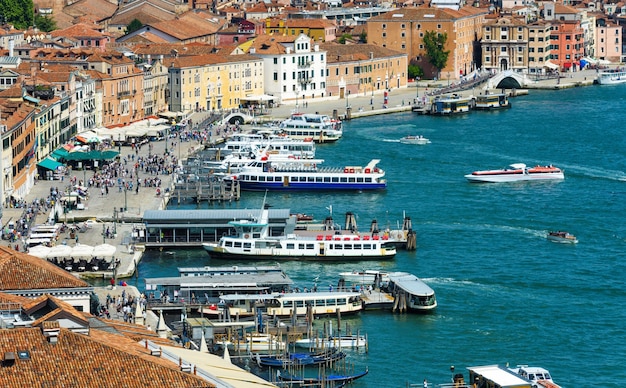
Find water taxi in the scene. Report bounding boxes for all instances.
[202,201,396,260]
[596,69,626,85]
[547,231,578,244]
[386,272,437,312]
[465,163,564,183]
[218,291,364,318]
[226,158,387,191]
[278,113,342,143]
[474,93,511,110]
[399,135,431,145]
[430,94,472,115]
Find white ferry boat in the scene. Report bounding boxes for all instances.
[217,291,364,318]
[474,93,511,110]
[509,365,561,388]
[223,133,316,159]
[202,201,397,260]
[465,163,564,183]
[430,94,472,115]
[386,272,437,312]
[596,69,626,85]
[227,158,387,191]
[278,113,342,143]
[339,270,390,285]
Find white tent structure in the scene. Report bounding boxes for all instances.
[93,243,117,258]
[71,244,94,258]
[47,244,73,259]
[29,244,51,259]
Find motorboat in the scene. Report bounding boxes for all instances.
[465,163,564,183]
[399,135,430,145]
[202,199,396,260]
[294,334,368,350]
[226,158,387,191]
[254,348,347,367]
[547,231,578,244]
[596,69,626,85]
[509,365,561,388]
[385,272,437,312]
[339,270,390,285]
[474,93,512,110]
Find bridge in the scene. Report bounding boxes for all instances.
[486,70,537,90]
[219,111,256,125]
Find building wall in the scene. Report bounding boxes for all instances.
[100,61,145,127]
[527,22,553,73]
[550,21,584,70]
[596,24,622,62]
[481,18,529,73]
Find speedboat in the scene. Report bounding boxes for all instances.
[509,365,562,388]
[399,135,430,145]
[465,163,564,183]
[547,231,578,244]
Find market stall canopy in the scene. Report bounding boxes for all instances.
[37,157,64,171]
[544,61,559,70]
[47,244,73,258]
[71,244,94,258]
[63,150,119,161]
[93,243,116,258]
[29,244,51,259]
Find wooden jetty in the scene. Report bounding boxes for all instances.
[171,177,240,203]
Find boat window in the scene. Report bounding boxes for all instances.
[244,242,251,248]
[354,244,362,249]
[365,178,372,182]
[250,176,258,181]
[344,244,352,249]
[298,243,305,249]
[234,242,242,248]
[299,177,306,182]
[337,298,346,304]
[324,177,331,182]
[286,243,295,249]
[295,300,305,308]
[327,299,337,305]
[363,244,372,249]
[290,177,298,182]
[306,244,314,249]
[348,177,356,182]
[331,177,339,182]
[283,300,293,307]
[225,241,233,247]
[357,177,364,183]
[315,299,325,306]
[307,177,315,182]
[544,373,551,380]
[340,177,348,183]
[334,245,342,250]
[316,177,323,182]
[275,177,282,182]
[258,176,265,182]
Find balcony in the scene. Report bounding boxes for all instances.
[297,60,312,68]
[297,77,311,84]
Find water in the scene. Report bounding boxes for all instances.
[123,85,626,387]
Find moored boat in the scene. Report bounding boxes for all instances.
[386,272,437,312]
[509,365,561,388]
[547,231,578,244]
[277,368,368,385]
[278,112,343,143]
[465,163,564,183]
[219,333,286,352]
[596,69,626,85]
[227,158,387,191]
[399,135,431,145]
[254,348,346,367]
[474,93,511,110]
[430,94,472,115]
[339,270,390,285]
[202,199,397,261]
[217,291,364,318]
[294,334,368,350]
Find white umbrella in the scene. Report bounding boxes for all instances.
[93,243,116,258]
[47,244,73,259]
[71,244,94,258]
[29,244,51,259]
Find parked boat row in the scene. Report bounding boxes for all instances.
[413,92,511,115]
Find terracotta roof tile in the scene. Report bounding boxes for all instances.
[0,328,214,388]
[50,23,108,39]
[0,246,90,291]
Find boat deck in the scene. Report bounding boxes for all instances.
[360,289,394,310]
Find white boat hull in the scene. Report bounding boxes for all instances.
[464,172,564,183]
[597,71,626,85]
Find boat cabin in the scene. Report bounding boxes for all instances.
[467,365,532,388]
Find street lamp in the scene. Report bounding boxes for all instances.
[124,186,127,213]
[118,134,121,153]
[164,125,169,155]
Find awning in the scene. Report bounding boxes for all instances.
[242,94,275,101]
[544,61,559,70]
[51,148,69,158]
[37,157,64,171]
[563,62,572,69]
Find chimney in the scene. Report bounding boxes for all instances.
[370,52,374,60]
[41,321,61,344]
[250,48,256,54]
[2,352,15,367]
[8,38,14,57]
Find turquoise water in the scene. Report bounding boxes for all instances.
[131,85,626,387]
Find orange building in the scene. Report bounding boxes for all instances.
[367,7,488,80]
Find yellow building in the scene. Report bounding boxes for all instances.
[167,54,264,112]
[265,18,337,42]
[367,7,488,80]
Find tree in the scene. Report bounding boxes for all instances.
[422,30,450,79]
[126,18,143,34]
[34,15,56,32]
[408,62,424,80]
[359,31,367,43]
[338,33,352,44]
[0,0,35,29]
